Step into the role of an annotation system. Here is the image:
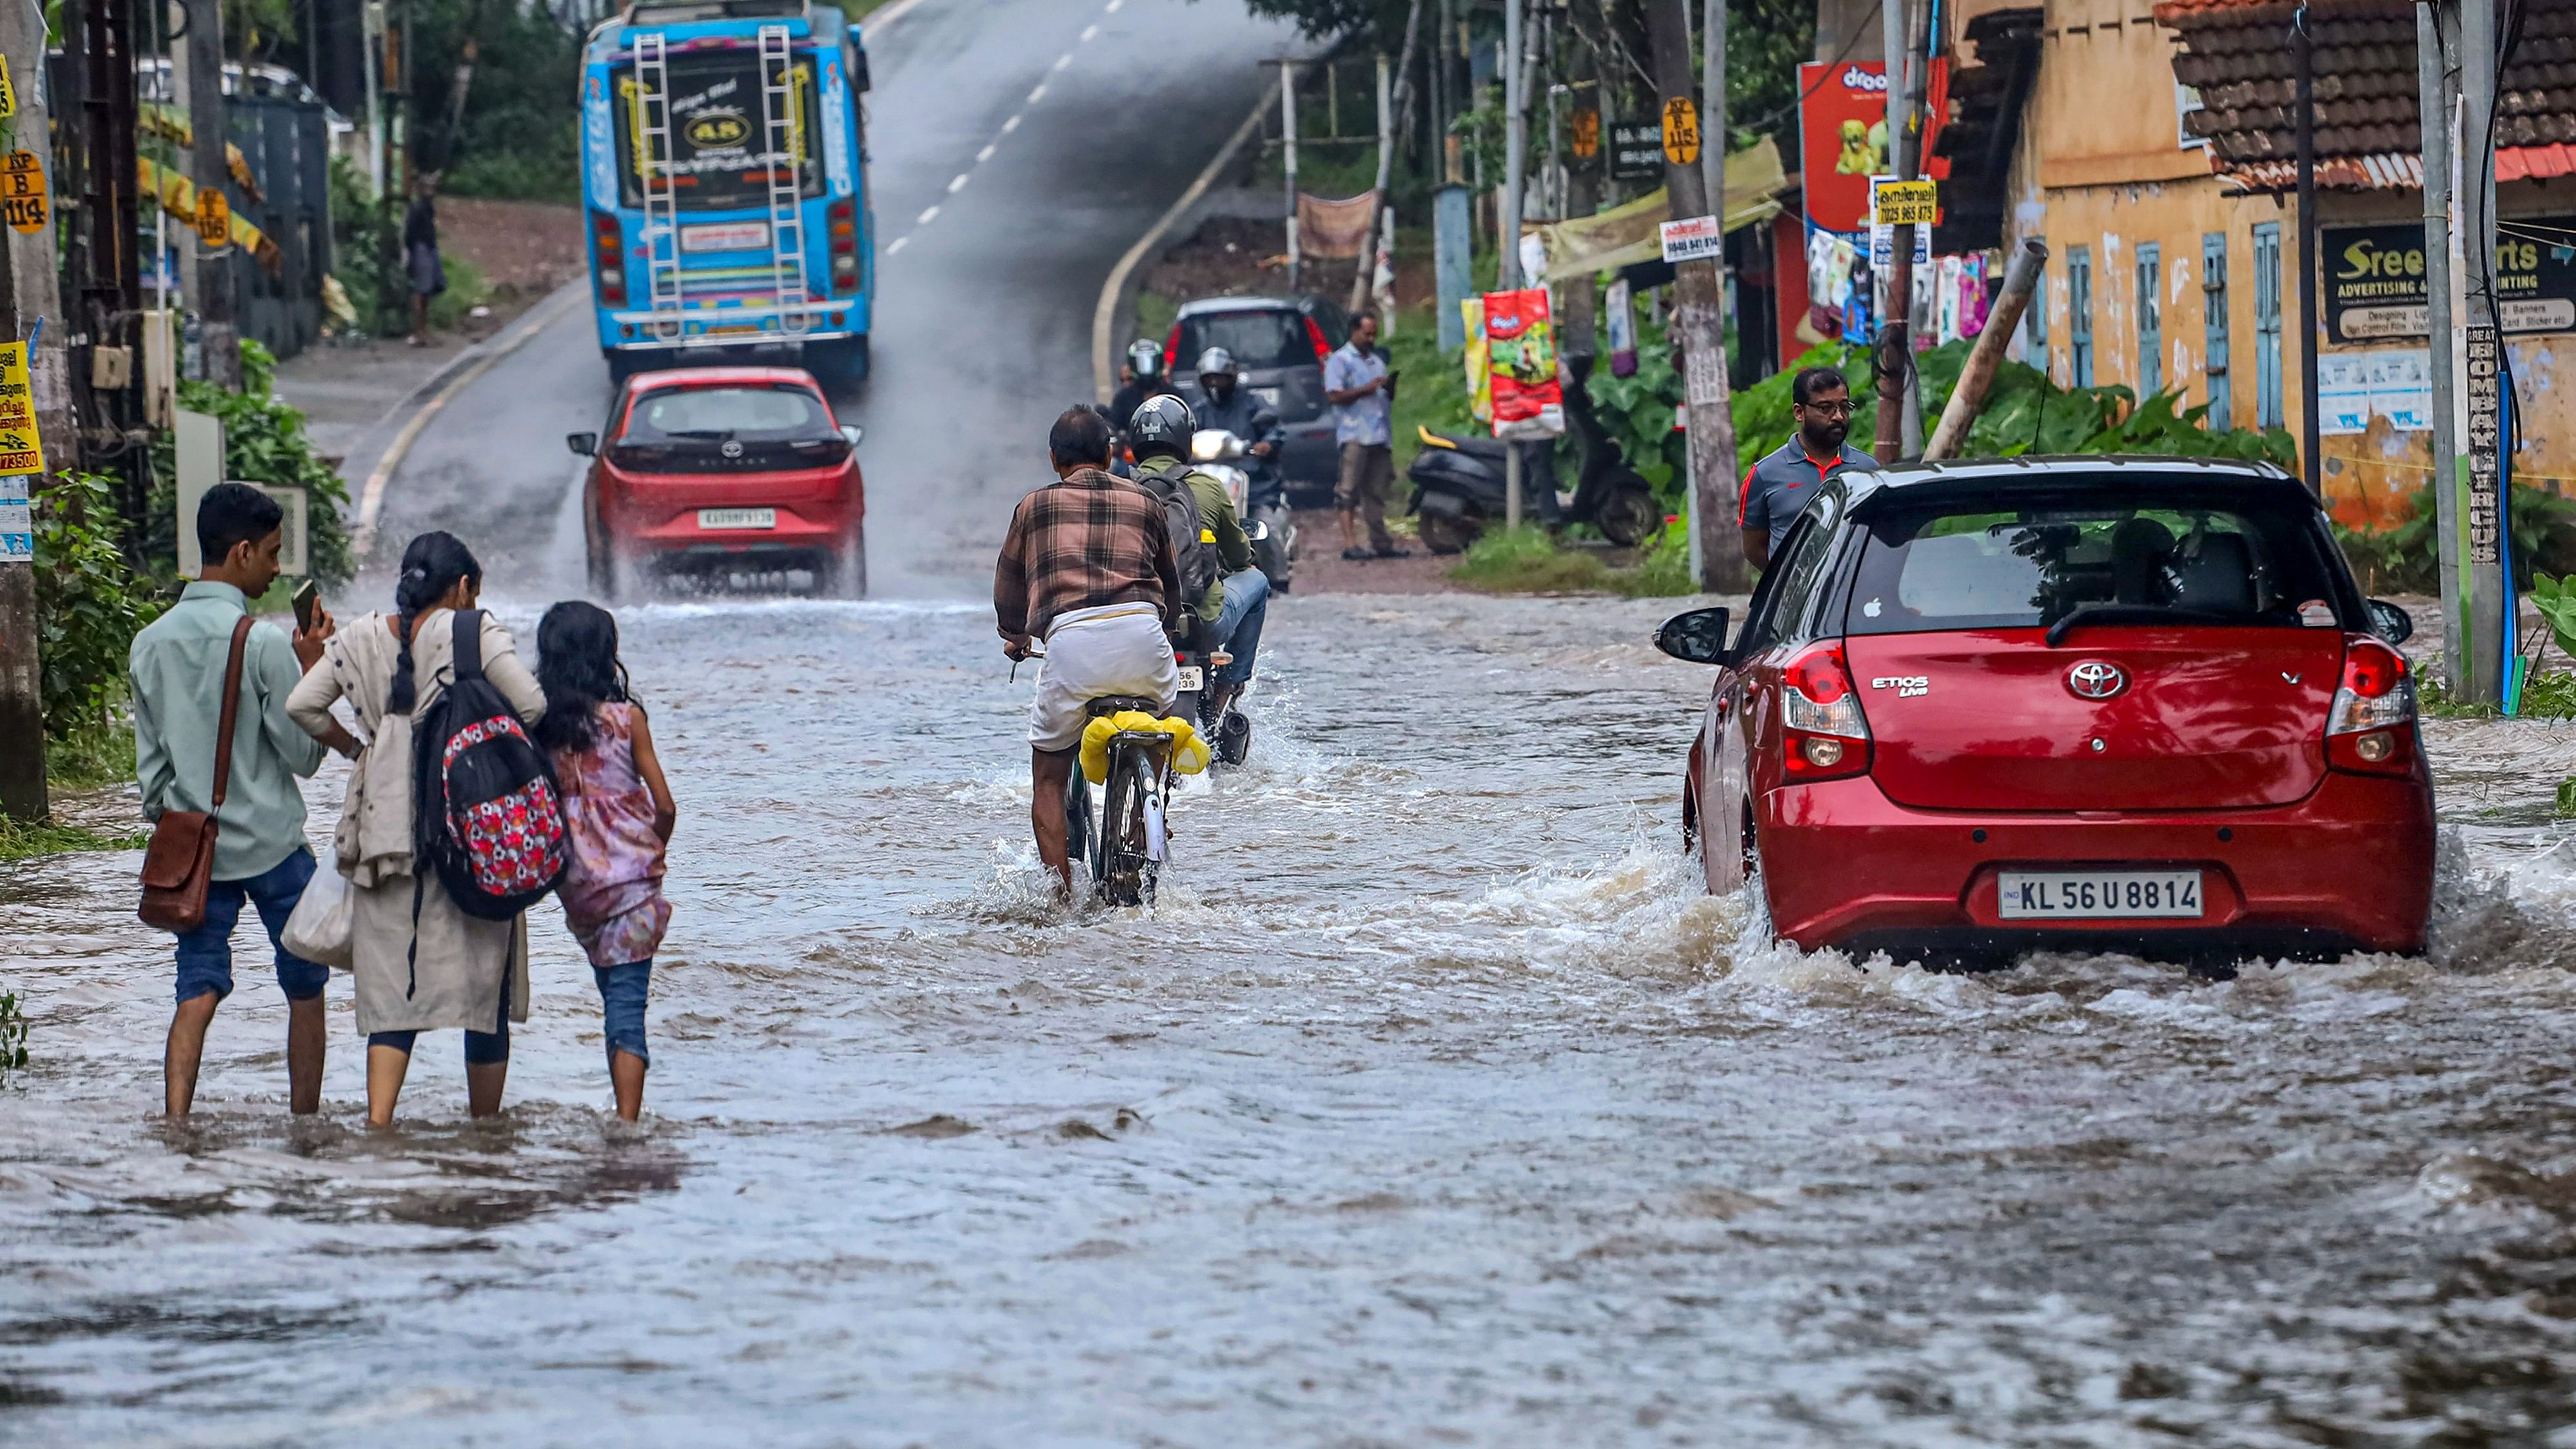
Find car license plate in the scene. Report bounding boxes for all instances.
[1175,665,1204,692]
[681,220,770,252]
[697,508,776,530]
[1998,869,2203,920]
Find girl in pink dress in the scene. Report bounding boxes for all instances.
[535,602,675,1121]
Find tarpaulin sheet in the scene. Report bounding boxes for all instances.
[1530,137,1787,283]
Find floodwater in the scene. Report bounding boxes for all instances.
[8,591,2576,1446]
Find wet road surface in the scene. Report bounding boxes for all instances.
[15,0,2576,1442]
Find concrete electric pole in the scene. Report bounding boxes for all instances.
[1649,0,1744,589]
[1498,0,1528,528]
[2416,0,2465,696]
[2461,0,2504,704]
[175,0,240,388]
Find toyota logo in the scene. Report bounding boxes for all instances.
[2066,660,2127,700]
[720,440,744,458]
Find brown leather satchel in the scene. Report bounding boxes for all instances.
[139,616,255,932]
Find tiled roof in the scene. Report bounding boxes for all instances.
[2156,0,2576,190]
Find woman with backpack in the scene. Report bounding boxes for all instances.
[288,532,551,1127]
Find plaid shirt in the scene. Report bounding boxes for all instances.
[994,467,1183,642]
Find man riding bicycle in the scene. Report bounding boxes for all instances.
[997,406,1185,896]
[1126,393,1267,753]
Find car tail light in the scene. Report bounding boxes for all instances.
[1304,315,1332,362]
[827,197,860,293]
[1780,641,1871,782]
[1163,324,1183,375]
[2326,636,2417,775]
[591,210,626,308]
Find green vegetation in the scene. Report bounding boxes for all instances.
[0,816,147,863]
[2334,484,2576,596]
[33,473,163,742]
[413,0,585,204]
[147,340,357,586]
[46,719,135,789]
[1450,521,1693,598]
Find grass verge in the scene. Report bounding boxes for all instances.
[1449,524,1694,599]
[0,815,148,862]
[47,719,135,789]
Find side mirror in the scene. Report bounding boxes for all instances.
[566,432,597,457]
[840,424,865,448]
[2366,598,2414,644]
[1655,606,1732,665]
[1246,519,1270,542]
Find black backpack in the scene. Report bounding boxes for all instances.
[1134,462,1224,610]
[411,609,569,925]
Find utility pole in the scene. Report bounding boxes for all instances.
[1283,61,1300,291]
[1561,44,1598,360]
[176,0,240,388]
[0,0,83,821]
[1649,0,1741,588]
[2417,0,2464,695]
[1696,0,1740,590]
[2460,0,2504,704]
[1873,0,1920,462]
[2294,5,2321,495]
[1351,1,1424,319]
[1498,0,1528,528]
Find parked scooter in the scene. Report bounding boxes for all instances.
[1190,428,1295,593]
[1404,357,1660,554]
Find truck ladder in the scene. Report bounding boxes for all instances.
[632,29,684,338]
[757,23,811,335]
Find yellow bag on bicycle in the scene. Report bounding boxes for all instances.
[1079,711,1211,784]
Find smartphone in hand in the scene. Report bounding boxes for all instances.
[292,579,321,633]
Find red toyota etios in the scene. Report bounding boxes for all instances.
[1658,458,2434,964]
[568,367,867,600]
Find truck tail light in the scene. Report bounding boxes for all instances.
[827,197,860,293]
[591,210,626,308]
[2326,636,2417,775]
[1780,641,1871,782]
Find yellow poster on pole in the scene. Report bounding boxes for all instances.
[2,152,44,235]
[0,57,18,120]
[0,342,46,477]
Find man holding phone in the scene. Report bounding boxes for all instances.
[130,484,358,1117]
[1323,311,1409,562]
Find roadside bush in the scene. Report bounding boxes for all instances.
[145,339,356,585]
[32,472,162,738]
[2332,482,2575,595]
[1448,520,1696,598]
[329,156,405,337]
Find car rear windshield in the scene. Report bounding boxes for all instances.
[624,385,834,441]
[1175,310,1330,370]
[1843,491,2346,636]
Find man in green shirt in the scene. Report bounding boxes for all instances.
[131,484,356,1116]
[1125,395,1268,734]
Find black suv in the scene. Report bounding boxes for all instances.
[1165,294,1350,504]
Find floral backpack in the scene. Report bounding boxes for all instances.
[411,609,568,925]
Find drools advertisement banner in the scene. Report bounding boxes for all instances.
[1483,288,1565,440]
[1797,60,1951,235]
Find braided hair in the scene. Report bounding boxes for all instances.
[388,531,482,715]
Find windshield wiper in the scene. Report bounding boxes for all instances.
[2045,603,2237,647]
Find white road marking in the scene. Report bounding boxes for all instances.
[1080,23,1097,40]
[1002,113,1021,133]
[917,204,939,224]
[887,235,909,253]
[976,142,997,163]
[947,172,969,193]
[1052,52,1072,71]
[1028,83,1047,103]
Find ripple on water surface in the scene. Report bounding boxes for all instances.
[6,594,2576,1445]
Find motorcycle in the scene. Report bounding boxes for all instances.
[1403,357,1660,555]
[1191,428,1295,593]
[1170,635,1252,767]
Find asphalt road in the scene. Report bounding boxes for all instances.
[375,0,1301,601]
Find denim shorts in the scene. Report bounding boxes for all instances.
[173,847,331,1005]
[595,960,651,1066]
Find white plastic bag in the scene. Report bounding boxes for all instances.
[281,862,355,970]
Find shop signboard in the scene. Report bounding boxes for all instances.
[2324,220,2576,342]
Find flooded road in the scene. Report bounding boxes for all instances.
[10,592,2576,1445]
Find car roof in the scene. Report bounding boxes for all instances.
[1173,295,1313,317]
[1834,455,2312,513]
[628,366,823,393]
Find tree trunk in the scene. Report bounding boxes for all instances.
[1649,0,1745,591]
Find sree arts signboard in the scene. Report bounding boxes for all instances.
[2325,220,2576,342]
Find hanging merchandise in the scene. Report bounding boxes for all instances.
[1606,279,1637,379]
[1483,288,1565,439]
[1462,297,1493,425]
[1936,255,1963,344]
[1957,253,1991,339]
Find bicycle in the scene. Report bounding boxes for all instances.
[1017,647,1183,907]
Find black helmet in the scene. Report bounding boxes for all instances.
[1194,346,1235,380]
[1128,338,1164,378]
[1128,393,1195,458]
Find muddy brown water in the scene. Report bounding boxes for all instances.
[7,593,2576,1446]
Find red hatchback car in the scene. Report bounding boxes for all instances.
[568,367,867,599]
[1660,458,2434,963]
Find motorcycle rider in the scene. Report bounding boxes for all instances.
[1108,338,1181,435]
[1127,394,1266,760]
[1183,347,1284,480]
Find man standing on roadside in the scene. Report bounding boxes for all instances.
[1323,313,1410,562]
[1738,366,1875,571]
[133,484,358,1116]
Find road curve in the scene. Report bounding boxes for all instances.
[369,0,1301,604]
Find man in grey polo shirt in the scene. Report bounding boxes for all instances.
[1739,366,1876,571]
